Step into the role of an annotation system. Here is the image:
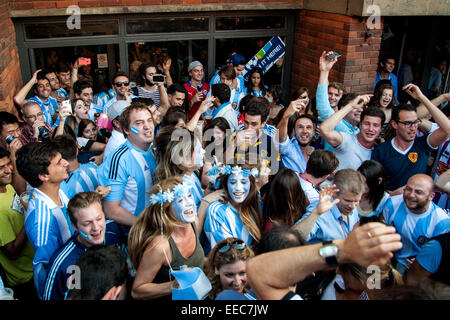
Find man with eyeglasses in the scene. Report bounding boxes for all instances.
[100,72,136,115]
[19,102,54,144]
[372,84,450,194]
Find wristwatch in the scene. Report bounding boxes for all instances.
[319,241,339,268]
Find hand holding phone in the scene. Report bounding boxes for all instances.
[61,100,72,114]
[326,51,341,61]
[78,57,91,66]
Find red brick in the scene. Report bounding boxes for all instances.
[10,2,34,10]
[101,0,121,5]
[56,1,79,8]
[306,10,359,24]
[163,0,181,4]
[78,0,101,7]
[123,0,143,5]
[363,51,380,59]
[32,1,56,9]
[142,0,162,4]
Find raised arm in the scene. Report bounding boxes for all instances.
[319,94,371,148]
[247,222,402,300]
[162,58,173,87]
[185,96,215,132]
[316,51,339,122]
[292,185,340,241]
[416,93,450,120]
[403,84,450,147]
[13,69,41,107]
[276,99,306,143]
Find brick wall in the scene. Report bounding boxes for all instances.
[291,10,383,96]
[0,2,22,114]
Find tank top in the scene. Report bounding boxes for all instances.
[153,223,205,285]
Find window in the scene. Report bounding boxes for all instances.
[216,16,284,31]
[24,21,119,39]
[127,17,209,34]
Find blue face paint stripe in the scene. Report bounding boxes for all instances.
[131,126,140,135]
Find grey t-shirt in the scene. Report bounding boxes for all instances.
[334,132,373,171]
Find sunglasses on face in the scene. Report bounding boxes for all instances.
[114,81,129,87]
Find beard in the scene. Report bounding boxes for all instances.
[145,78,154,86]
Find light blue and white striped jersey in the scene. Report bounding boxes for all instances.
[101,94,137,115]
[204,201,254,254]
[98,140,157,218]
[279,137,308,173]
[237,123,278,138]
[183,173,204,210]
[296,201,360,244]
[25,187,74,298]
[57,88,69,99]
[382,195,450,267]
[60,162,100,200]
[27,96,59,126]
[416,239,442,273]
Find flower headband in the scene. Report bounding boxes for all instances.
[207,164,259,178]
[149,182,189,205]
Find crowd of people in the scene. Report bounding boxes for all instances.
[0,47,450,302]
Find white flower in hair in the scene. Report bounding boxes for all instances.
[164,189,175,203]
[250,167,259,177]
[231,166,243,176]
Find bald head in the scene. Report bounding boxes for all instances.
[403,174,435,214]
[407,174,434,194]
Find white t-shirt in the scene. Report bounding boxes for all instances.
[299,176,320,204]
[334,132,373,171]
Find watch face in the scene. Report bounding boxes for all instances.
[320,244,338,257]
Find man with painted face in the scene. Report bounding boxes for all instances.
[381,174,450,275]
[42,192,122,300]
[320,95,386,171]
[204,165,263,254]
[277,99,317,173]
[98,102,157,230]
[293,169,365,244]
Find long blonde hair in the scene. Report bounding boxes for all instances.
[153,127,198,182]
[128,176,186,268]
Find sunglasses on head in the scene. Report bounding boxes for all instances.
[114,81,129,87]
[216,239,246,254]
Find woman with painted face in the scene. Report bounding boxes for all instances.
[154,127,205,210]
[203,164,263,254]
[205,237,255,299]
[128,177,205,300]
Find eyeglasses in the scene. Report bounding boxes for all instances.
[397,120,421,128]
[114,81,129,87]
[24,112,44,121]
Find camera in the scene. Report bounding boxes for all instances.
[152,75,165,83]
[39,126,50,141]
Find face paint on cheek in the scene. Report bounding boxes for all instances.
[130,126,140,135]
[79,230,91,242]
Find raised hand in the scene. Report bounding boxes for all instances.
[403,83,424,101]
[315,184,340,215]
[319,51,339,72]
